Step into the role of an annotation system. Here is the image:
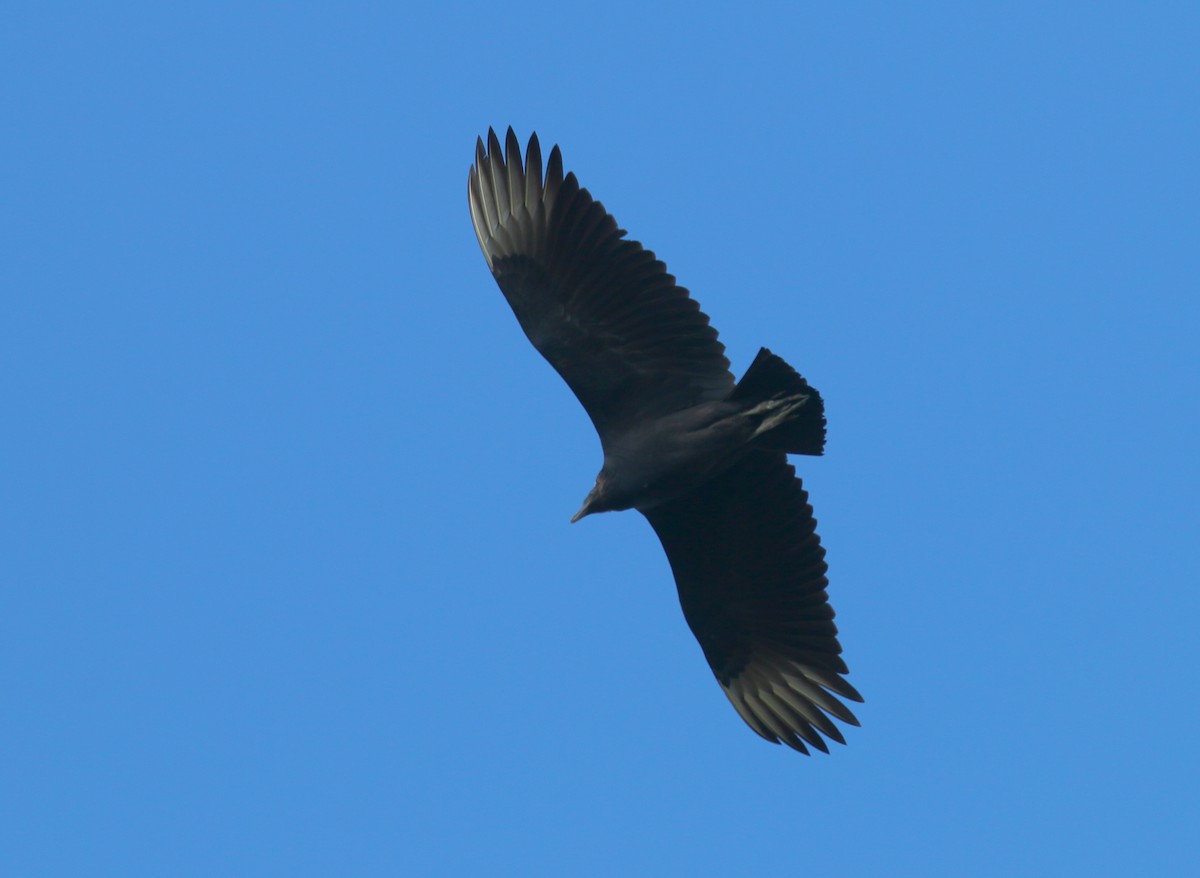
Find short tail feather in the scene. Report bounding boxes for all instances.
[731,347,826,455]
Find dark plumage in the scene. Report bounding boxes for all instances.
[468,128,862,754]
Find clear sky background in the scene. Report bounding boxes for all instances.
[3,3,1197,876]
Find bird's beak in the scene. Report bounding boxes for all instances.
[570,486,598,523]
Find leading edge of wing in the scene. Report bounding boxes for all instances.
[468,127,733,439]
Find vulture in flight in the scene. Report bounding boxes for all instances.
[467,128,861,754]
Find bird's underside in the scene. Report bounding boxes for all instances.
[468,127,862,754]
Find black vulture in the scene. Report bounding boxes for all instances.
[467,128,861,754]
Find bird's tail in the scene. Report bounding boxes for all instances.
[731,348,826,456]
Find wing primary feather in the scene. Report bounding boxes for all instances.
[504,127,524,217]
[740,685,794,743]
[486,128,509,224]
[467,166,490,262]
[524,132,543,207]
[722,684,778,743]
[800,665,865,704]
[760,663,847,744]
[544,143,563,207]
[472,137,498,241]
[775,665,862,726]
[755,684,829,753]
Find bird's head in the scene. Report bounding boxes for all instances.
[570,479,605,523]
[572,462,656,522]
[572,474,624,523]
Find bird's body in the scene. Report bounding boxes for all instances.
[468,128,861,754]
[575,359,820,519]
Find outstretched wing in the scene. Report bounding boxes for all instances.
[468,127,733,442]
[643,451,862,754]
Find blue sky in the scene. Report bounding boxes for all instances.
[3,3,1197,875]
